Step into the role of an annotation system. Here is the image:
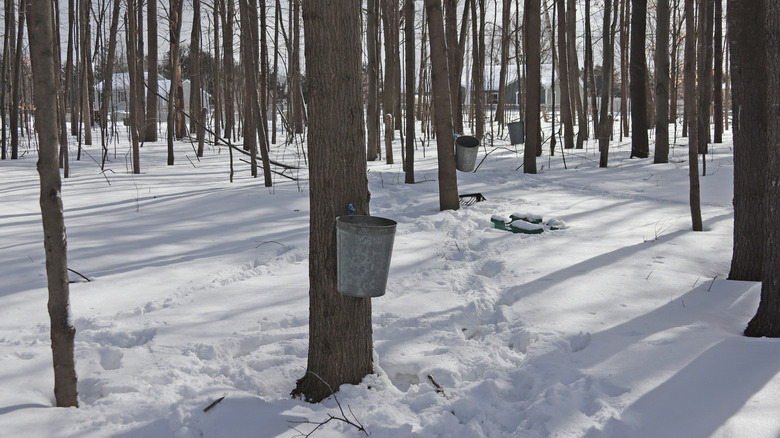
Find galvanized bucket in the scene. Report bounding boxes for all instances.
[508,121,525,144]
[336,215,397,298]
[455,135,480,172]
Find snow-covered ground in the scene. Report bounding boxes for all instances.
[1,124,776,438]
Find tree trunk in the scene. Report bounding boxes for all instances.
[697,0,712,156]
[381,0,399,163]
[292,0,372,403]
[144,0,158,142]
[470,0,486,140]
[427,0,460,210]
[213,0,222,138]
[567,0,585,148]
[100,0,121,161]
[167,0,184,165]
[620,0,629,139]
[10,0,26,159]
[222,0,235,140]
[495,0,511,126]
[190,0,202,135]
[697,0,714,155]
[556,0,574,149]
[444,0,462,133]
[1,0,14,160]
[290,0,304,134]
[713,0,723,144]
[584,0,598,138]
[654,0,670,163]
[524,0,541,173]
[127,0,141,174]
[240,0,258,177]
[728,0,767,281]
[28,0,79,408]
[367,0,380,161]
[629,0,648,158]
[405,0,415,183]
[685,0,703,231]
[744,0,780,337]
[598,0,614,168]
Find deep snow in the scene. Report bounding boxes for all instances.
[1,123,777,438]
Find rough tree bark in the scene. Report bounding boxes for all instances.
[556,0,574,150]
[713,0,723,144]
[744,0,780,338]
[654,0,670,163]
[145,0,159,142]
[524,0,541,173]
[167,0,184,165]
[728,0,767,281]
[367,0,380,161]
[291,0,372,403]
[427,0,460,210]
[405,0,415,183]
[630,0,649,158]
[685,0,703,231]
[27,0,79,407]
[599,0,614,167]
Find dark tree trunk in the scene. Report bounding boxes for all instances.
[629,0,648,158]
[524,0,541,173]
[556,0,574,149]
[213,0,221,138]
[10,0,26,159]
[697,0,714,155]
[567,0,585,148]
[620,0,629,139]
[222,0,235,140]
[685,0,703,231]
[655,0,670,163]
[728,0,767,281]
[745,0,780,337]
[381,0,399,163]
[100,0,121,162]
[190,0,202,135]
[167,0,185,165]
[290,0,304,134]
[427,0,460,210]
[292,0,372,403]
[405,0,415,183]
[444,0,462,133]
[239,0,258,177]
[599,0,614,167]
[470,0,486,140]
[145,0,159,142]
[495,0,511,126]
[367,0,380,161]
[1,0,13,160]
[127,0,141,174]
[713,0,723,144]
[28,0,79,408]
[584,0,599,138]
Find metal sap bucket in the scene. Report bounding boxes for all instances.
[455,135,480,172]
[508,121,525,144]
[336,215,397,298]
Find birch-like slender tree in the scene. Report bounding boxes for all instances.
[28,0,79,407]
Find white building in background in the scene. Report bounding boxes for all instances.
[94,72,211,121]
